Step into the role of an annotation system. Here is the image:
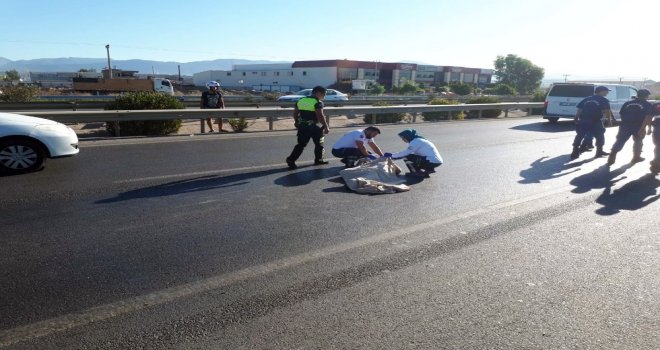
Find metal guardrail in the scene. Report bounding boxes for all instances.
[21,102,544,136]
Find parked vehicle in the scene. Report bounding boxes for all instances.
[0,112,79,174]
[543,83,639,123]
[72,77,174,95]
[277,88,349,102]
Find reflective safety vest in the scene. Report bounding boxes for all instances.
[296,97,320,123]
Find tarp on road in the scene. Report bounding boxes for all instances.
[339,158,410,194]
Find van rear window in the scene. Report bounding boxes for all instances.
[548,85,594,97]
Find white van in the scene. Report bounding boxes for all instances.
[543,83,639,123]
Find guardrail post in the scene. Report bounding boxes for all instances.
[200,119,206,133]
[412,112,417,123]
[448,111,453,120]
[478,110,483,119]
[527,108,532,116]
[268,116,274,131]
[326,115,331,127]
[504,109,509,118]
[113,121,121,137]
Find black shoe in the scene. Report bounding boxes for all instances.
[314,159,329,165]
[579,144,592,153]
[286,157,297,170]
[631,156,645,163]
[570,148,580,160]
[595,150,609,158]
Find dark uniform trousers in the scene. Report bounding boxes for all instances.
[611,122,644,154]
[331,147,363,165]
[653,119,660,162]
[288,124,324,162]
[573,120,605,148]
[404,154,441,172]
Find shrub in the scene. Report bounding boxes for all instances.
[0,85,39,102]
[423,98,460,121]
[449,82,474,96]
[104,92,184,136]
[261,92,279,101]
[466,96,501,118]
[531,89,547,115]
[364,101,406,124]
[228,117,250,132]
[489,83,517,95]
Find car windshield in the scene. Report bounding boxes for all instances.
[295,89,312,96]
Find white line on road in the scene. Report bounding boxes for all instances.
[0,184,575,348]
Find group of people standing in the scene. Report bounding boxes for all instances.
[285,86,443,177]
[570,86,660,173]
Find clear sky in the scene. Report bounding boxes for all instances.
[1,0,658,80]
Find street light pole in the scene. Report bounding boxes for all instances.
[105,44,112,79]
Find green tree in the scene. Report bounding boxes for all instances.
[104,92,184,136]
[3,69,20,81]
[494,54,544,95]
[490,83,517,95]
[449,82,473,96]
[397,82,420,95]
[370,82,385,95]
[78,68,97,73]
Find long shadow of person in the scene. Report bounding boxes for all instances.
[570,163,632,194]
[97,167,292,204]
[519,155,590,184]
[595,173,660,216]
[273,166,345,187]
[510,121,576,133]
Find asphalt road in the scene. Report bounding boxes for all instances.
[1,118,659,349]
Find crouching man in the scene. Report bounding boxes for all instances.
[331,126,383,167]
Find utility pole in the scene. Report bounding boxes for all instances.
[562,74,570,83]
[105,44,112,79]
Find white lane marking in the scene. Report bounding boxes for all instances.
[113,159,340,184]
[0,185,574,348]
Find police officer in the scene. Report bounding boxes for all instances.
[607,89,652,166]
[285,86,330,170]
[570,86,613,159]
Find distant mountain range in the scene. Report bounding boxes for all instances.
[0,57,290,76]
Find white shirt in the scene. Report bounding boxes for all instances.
[332,129,374,149]
[392,138,443,164]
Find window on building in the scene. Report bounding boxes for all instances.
[287,71,294,76]
[227,72,231,76]
[303,71,307,76]
[261,72,267,76]
[252,72,258,75]
[242,72,246,76]
[275,72,280,76]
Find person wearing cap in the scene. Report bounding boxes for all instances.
[607,89,653,166]
[331,126,384,168]
[201,81,226,133]
[385,129,443,177]
[285,86,330,170]
[570,86,613,159]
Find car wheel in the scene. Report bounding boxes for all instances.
[547,117,559,123]
[0,138,46,174]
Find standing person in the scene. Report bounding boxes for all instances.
[385,129,443,177]
[607,89,653,166]
[285,86,330,170]
[570,86,613,159]
[650,104,660,174]
[201,81,226,133]
[331,126,384,167]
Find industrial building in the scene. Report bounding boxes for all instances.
[192,59,493,92]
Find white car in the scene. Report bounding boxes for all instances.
[0,112,79,174]
[277,88,349,102]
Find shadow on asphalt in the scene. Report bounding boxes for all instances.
[273,166,344,187]
[518,154,601,184]
[570,164,632,194]
[510,120,576,133]
[595,173,660,215]
[96,167,292,203]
